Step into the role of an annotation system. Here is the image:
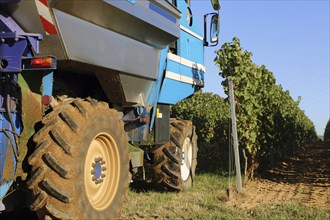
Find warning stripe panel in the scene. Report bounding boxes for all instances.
[39,0,48,7]
[35,0,57,35]
[40,16,57,35]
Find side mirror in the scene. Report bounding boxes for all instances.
[203,13,220,47]
[210,14,219,43]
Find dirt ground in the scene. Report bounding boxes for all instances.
[227,145,330,210]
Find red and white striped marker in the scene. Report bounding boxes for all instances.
[35,0,57,35]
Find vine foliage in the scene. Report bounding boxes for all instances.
[324,119,330,146]
[171,91,230,172]
[172,38,317,176]
[214,37,317,177]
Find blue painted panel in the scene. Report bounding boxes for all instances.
[174,62,205,79]
[0,114,13,178]
[174,0,205,67]
[158,1,206,105]
[42,70,54,97]
[149,1,206,105]
[179,30,204,64]
[0,114,8,178]
[146,48,168,105]
[177,0,203,37]
[0,112,19,200]
[166,59,181,73]
[147,48,168,131]
[158,78,196,104]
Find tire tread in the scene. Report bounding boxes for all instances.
[50,128,71,155]
[59,111,79,132]
[42,179,70,203]
[46,204,75,220]
[151,119,198,192]
[44,152,68,178]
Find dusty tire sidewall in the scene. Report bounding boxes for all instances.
[74,109,129,219]
[151,119,198,191]
[181,123,196,190]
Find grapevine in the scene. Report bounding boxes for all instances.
[214,37,317,178]
[172,38,317,177]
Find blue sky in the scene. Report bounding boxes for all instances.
[191,0,330,136]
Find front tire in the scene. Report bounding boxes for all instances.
[151,119,198,191]
[27,98,129,219]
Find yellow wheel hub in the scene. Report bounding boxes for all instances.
[84,132,120,210]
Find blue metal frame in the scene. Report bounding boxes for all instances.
[0,9,43,202]
[142,0,206,140]
[156,0,205,104]
[0,75,23,202]
[0,12,42,73]
[146,48,168,131]
[144,0,206,133]
[42,70,54,98]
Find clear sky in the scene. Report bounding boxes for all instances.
[191,0,330,136]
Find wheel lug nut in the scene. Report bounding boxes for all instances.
[95,157,102,162]
[101,173,106,178]
[92,176,97,181]
[101,161,105,165]
[91,170,95,174]
[102,167,107,171]
[92,163,96,168]
[95,179,103,184]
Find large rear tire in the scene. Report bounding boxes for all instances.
[27,98,129,219]
[151,119,198,191]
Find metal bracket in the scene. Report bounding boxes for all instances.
[41,70,54,112]
[0,10,43,73]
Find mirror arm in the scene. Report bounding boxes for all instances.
[203,14,209,46]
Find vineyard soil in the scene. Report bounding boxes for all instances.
[227,145,329,211]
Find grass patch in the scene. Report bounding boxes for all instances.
[121,173,246,219]
[121,173,329,219]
